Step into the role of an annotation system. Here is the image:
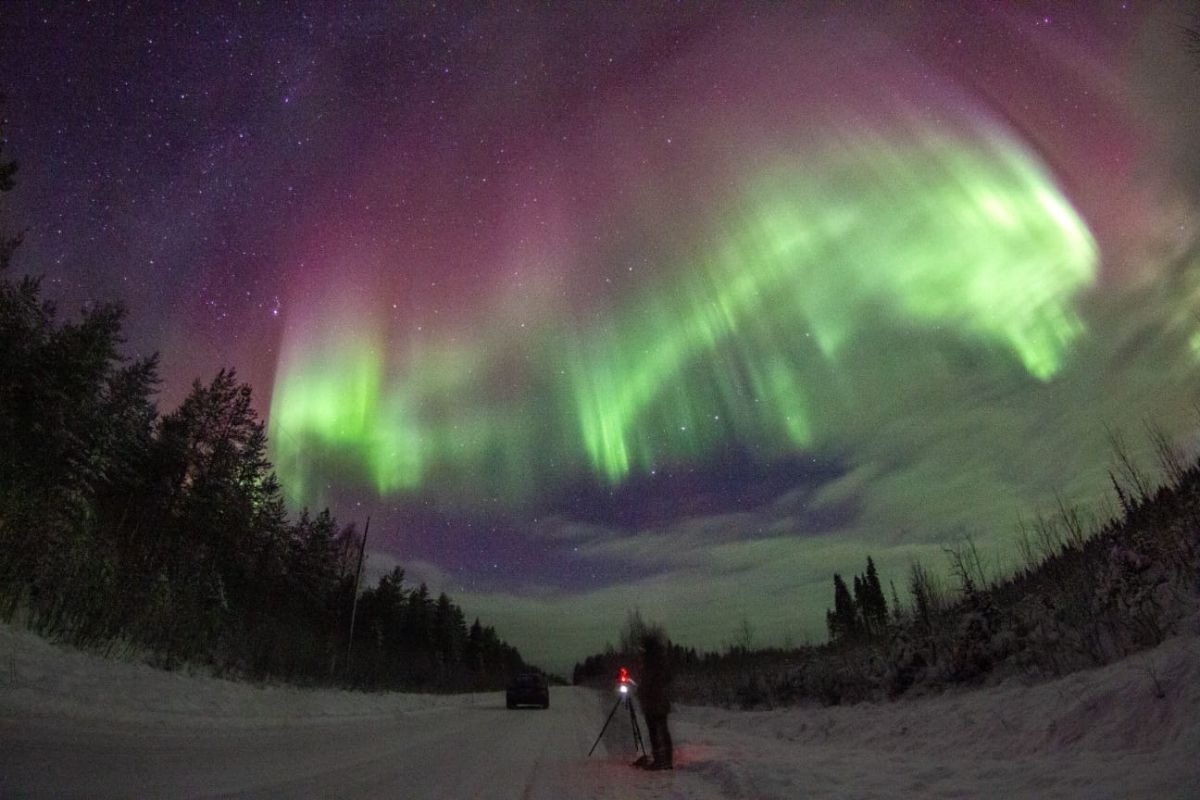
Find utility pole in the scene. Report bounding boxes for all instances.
[346,515,370,669]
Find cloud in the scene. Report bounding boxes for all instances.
[1129,2,1200,203]
[451,528,955,675]
[466,250,1200,674]
[363,551,458,593]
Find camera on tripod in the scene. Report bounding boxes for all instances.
[589,666,647,760]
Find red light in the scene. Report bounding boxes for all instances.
[619,667,629,683]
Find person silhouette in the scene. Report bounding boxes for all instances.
[636,628,673,770]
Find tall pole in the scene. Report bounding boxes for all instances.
[346,515,370,668]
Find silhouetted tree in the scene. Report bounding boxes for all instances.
[910,561,935,632]
[858,556,889,637]
[0,128,159,637]
[890,579,904,626]
[465,617,484,672]
[0,119,536,689]
[826,573,859,642]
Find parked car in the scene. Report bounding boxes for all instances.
[506,672,549,709]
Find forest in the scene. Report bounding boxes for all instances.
[575,438,1200,708]
[0,108,534,691]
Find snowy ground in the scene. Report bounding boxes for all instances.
[3,620,1199,799]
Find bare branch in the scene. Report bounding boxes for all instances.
[1105,425,1151,506]
[1015,516,1040,573]
[1054,492,1087,552]
[1144,420,1186,489]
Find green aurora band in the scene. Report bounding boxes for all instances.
[268,126,1097,506]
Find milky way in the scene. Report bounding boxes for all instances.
[3,2,1198,668]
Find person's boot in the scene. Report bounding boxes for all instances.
[646,760,673,771]
[631,755,651,768]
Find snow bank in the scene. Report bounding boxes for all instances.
[661,616,1200,798]
[0,623,485,728]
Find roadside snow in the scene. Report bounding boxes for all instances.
[3,619,1199,798]
[661,617,1200,799]
[0,624,481,728]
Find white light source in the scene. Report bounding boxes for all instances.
[619,684,629,694]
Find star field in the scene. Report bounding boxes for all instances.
[2,2,1198,669]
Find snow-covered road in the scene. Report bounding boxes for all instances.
[0,620,664,799]
[3,686,623,798]
[4,620,1200,798]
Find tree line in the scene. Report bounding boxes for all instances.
[574,420,1200,709]
[572,556,897,690]
[825,555,892,643]
[0,106,532,690]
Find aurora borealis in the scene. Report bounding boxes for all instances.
[4,2,1200,670]
[270,125,1097,501]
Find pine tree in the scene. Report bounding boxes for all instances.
[829,573,859,642]
[0,100,537,688]
[910,561,934,631]
[433,592,456,679]
[852,573,870,636]
[0,115,162,634]
[289,509,343,603]
[465,618,483,672]
[890,579,904,626]
[144,370,289,660]
[862,556,889,636]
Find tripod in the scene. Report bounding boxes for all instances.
[588,688,647,758]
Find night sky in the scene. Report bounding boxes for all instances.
[3,2,1199,671]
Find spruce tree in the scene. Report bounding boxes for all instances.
[863,556,888,635]
[0,100,535,687]
[830,573,858,642]
[890,579,904,625]
[853,573,868,636]
[466,618,484,671]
